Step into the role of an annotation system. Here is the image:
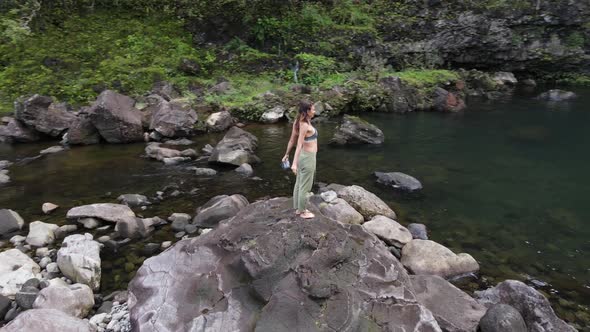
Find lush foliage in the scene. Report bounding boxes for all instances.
[0,12,212,111]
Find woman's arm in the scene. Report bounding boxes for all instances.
[282,121,298,161]
[291,122,309,174]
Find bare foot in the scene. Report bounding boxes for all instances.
[300,211,315,219]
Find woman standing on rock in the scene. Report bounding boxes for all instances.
[282,100,318,219]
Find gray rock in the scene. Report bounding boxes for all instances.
[142,243,161,256]
[46,262,60,274]
[492,72,518,86]
[201,143,214,154]
[194,167,217,176]
[184,224,198,234]
[151,81,181,101]
[433,87,466,112]
[337,185,396,220]
[26,221,59,247]
[260,106,286,123]
[42,202,59,214]
[210,81,231,95]
[97,300,113,315]
[128,197,441,332]
[0,249,41,297]
[205,110,233,132]
[0,169,9,184]
[40,145,65,155]
[0,294,10,319]
[97,236,110,243]
[1,308,96,331]
[67,203,136,224]
[163,138,194,145]
[147,95,198,137]
[15,96,76,137]
[0,209,25,236]
[320,190,337,203]
[235,163,254,176]
[39,256,52,269]
[16,286,39,309]
[67,113,101,145]
[193,194,249,227]
[115,217,156,239]
[117,194,150,207]
[54,225,78,239]
[89,90,144,143]
[161,241,172,249]
[474,280,576,332]
[78,217,101,229]
[408,223,428,240]
[401,240,479,279]
[478,303,527,332]
[4,306,20,322]
[57,234,101,290]
[170,215,189,232]
[330,115,384,145]
[33,283,94,318]
[314,197,364,225]
[375,171,423,192]
[145,142,183,161]
[163,156,191,165]
[362,215,413,247]
[0,118,40,143]
[208,126,261,166]
[0,160,12,170]
[411,275,487,332]
[536,89,577,102]
[9,235,26,246]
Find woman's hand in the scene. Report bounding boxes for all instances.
[291,163,297,175]
[282,154,289,162]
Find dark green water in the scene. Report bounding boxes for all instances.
[1,86,589,327]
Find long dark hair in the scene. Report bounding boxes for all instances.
[295,100,312,133]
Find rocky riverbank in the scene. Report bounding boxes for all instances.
[0,176,582,330]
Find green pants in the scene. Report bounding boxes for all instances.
[293,150,317,211]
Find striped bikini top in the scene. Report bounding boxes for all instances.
[304,126,318,142]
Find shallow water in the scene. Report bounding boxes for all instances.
[1,86,589,327]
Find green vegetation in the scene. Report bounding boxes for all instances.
[387,70,461,88]
[565,32,585,48]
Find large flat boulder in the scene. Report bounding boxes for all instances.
[89,90,144,143]
[0,209,25,236]
[208,126,261,166]
[337,185,396,220]
[56,234,101,291]
[129,197,442,332]
[192,194,249,227]
[33,283,95,318]
[0,249,41,298]
[401,240,479,279]
[1,309,96,332]
[474,280,576,332]
[313,196,364,225]
[330,115,384,145]
[66,203,136,224]
[148,95,198,138]
[411,275,487,332]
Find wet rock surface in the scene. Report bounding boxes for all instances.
[401,239,479,279]
[208,126,261,166]
[375,171,423,192]
[129,197,442,332]
[330,114,384,145]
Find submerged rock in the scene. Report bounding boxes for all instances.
[433,87,466,112]
[117,194,151,207]
[0,169,9,184]
[129,197,441,331]
[330,115,384,145]
[475,280,576,332]
[375,171,423,192]
[401,239,479,279]
[536,89,577,102]
[40,145,65,155]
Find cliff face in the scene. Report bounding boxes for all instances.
[373,0,590,75]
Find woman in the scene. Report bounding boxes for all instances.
[282,100,318,219]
